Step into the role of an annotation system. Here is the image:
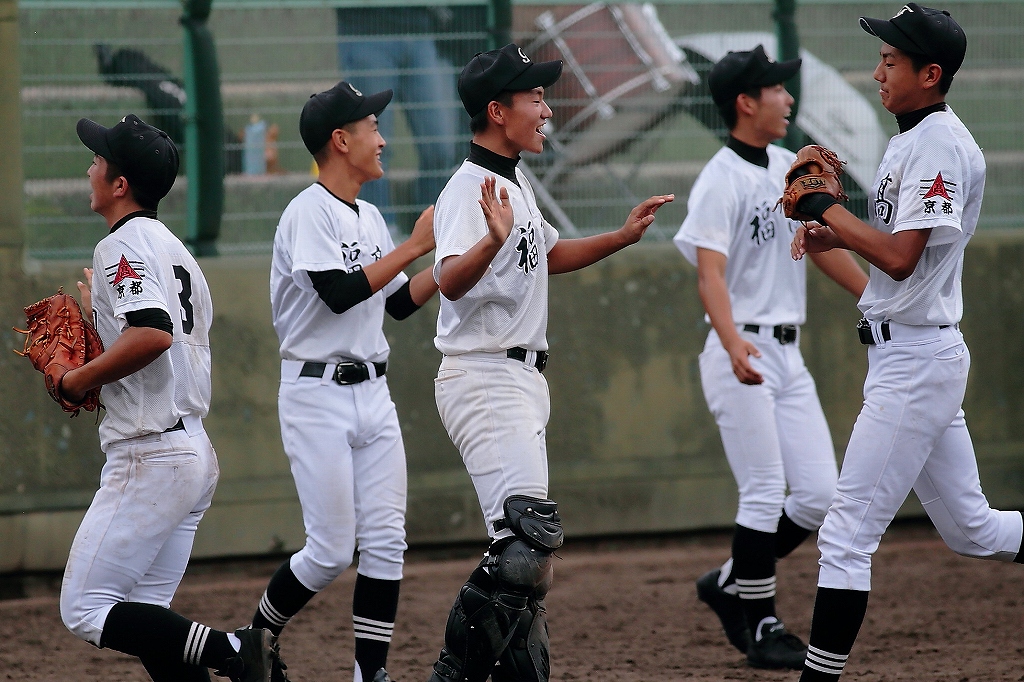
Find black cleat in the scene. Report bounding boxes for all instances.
[218,628,273,682]
[371,669,393,682]
[747,620,807,670]
[696,568,751,654]
[269,637,290,682]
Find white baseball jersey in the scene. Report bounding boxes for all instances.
[433,160,559,355]
[90,214,213,450]
[858,107,984,325]
[271,183,408,363]
[674,144,807,326]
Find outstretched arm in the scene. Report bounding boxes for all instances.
[438,177,514,301]
[808,248,869,297]
[364,204,435,293]
[548,194,674,274]
[792,205,931,282]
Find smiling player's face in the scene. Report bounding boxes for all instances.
[749,84,794,143]
[343,115,386,183]
[500,88,552,155]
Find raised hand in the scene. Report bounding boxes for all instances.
[76,267,94,321]
[478,176,514,246]
[622,194,675,244]
[408,204,436,257]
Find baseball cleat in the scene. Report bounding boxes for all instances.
[269,636,291,682]
[695,568,751,654]
[219,627,273,682]
[372,669,394,682]
[746,620,807,670]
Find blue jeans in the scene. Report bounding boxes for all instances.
[338,36,461,226]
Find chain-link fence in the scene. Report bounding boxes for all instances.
[19,0,1024,258]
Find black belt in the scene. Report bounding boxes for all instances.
[857,318,949,345]
[507,347,549,373]
[742,324,798,345]
[164,418,185,433]
[299,360,387,385]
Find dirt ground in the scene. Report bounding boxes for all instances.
[1,522,1022,682]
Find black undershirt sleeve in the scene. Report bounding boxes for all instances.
[125,308,174,334]
[308,268,373,314]
[384,281,420,320]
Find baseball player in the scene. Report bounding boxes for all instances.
[674,46,868,670]
[788,5,1024,679]
[247,81,438,682]
[425,43,673,682]
[58,114,280,682]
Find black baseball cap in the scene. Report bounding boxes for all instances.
[458,43,563,118]
[860,4,967,77]
[77,114,179,202]
[707,45,801,110]
[299,81,393,155]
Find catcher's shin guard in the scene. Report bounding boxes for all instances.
[429,497,562,682]
[490,596,550,682]
[427,565,523,682]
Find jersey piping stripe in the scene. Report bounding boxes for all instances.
[805,645,847,674]
[258,593,290,627]
[184,622,211,666]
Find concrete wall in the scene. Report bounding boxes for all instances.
[3,239,1024,572]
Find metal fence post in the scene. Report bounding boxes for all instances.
[0,0,24,253]
[489,0,511,49]
[775,0,807,150]
[181,0,224,256]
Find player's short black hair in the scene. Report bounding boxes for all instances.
[103,159,159,210]
[469,90,517,134]
[717,86,764,131]
[906,50,954,95]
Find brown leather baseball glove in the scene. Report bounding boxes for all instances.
[777,145,848,222]
[14,287,104,417]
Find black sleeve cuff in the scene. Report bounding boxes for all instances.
[797,193,840,224]
[125,307,174,334]
[308,268,373,314]
[385,281,420,320]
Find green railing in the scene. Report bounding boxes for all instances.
[18,0,1024,258]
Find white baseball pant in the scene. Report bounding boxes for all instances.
[434,352,550,537]
[60,420,218,646]
[279,362,408,591]
[818,322,1023,591]
[700,326,839,533]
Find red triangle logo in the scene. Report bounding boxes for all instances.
[111,254,142,286]
[922,173,951,200]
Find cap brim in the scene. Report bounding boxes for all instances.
[755,58,802,87]
[351,89,394,122]
[76,118,114,160]
[504,59,563,93]
[860,16,925,55]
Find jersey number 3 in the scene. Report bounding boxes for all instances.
[173,265,195,335]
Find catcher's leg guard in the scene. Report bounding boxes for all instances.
[429,497,562,682]
[490,595,550,682]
